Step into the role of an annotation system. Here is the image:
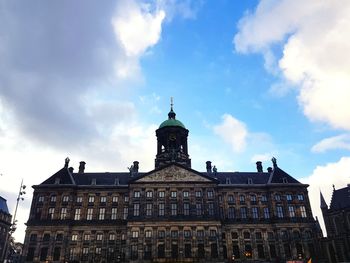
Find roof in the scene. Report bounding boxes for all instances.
[0,196,10,215]
[330,185,350,210]
[269,167,301,184]
[159,118,186,129]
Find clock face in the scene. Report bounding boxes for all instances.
[169,133,176,141]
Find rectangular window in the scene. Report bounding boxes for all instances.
[60,208,67,220]
[184,230,191,238]
[264,207,270,219]
[131,245,138,260]
[210,229,216,237]
[69,248,76,260]
[74,208,81,220]
[171,191,177,198]
[111,208,118,220]
[158,230,165,238]
[48,207,55,219]
[158,244,165,258]
[195,191,202,197]
[76,196,83,203]
[277,206,284,218]
[297,194,304,201]
[82,247,89,255]
[207,191,214,198]
[100,196,106,203]
[208,203,214,216]
[171,203,177,216]
[252,207,259,219]
[133,203,140,216]
[196,203,202,216]
[53,247,61,261]
[134,191,140,198]
[288,206,295,217]
[228,195,234,202]
[261,195,267,202]
[87,208,93,220]
[132,231,139,238]
[251,195,257,202]
[184,203,190,216]
[109,233,116,240]
[198,243,205,258]
[96,233,103,241]
[88,196,95,203]
[71,234,78,241]
[300,206,307,218]
[83,234,90,241]
[112,196,118,203]
[55,233,63,241]
[146,191,153,198]
[159,191,165,198]
[124,195,129,202]
[62,195,69,203]
[183,191,189,198]
[257,244,265,258]
[286,194,292,201]
[197,230,204,238]
[98,208,105,220]
[123,207,128,219]
[38,196,44,202]
[145,230,152,238]
[239,195,245,203]
[185,244,192,258]
[171,230,178,238]
[159,203,165,216]
[228,207,235,219]
[275,194,281,201]
[240,207,247,219]
[95,247,101,254]
[145,203,152,216]
[50,195,56,202]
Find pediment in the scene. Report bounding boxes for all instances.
[135,164,213,183]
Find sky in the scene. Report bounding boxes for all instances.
[0,0,349,242]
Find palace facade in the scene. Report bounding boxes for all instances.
[23,106,322,262]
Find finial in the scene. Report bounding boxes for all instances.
[332,184,335,191]
[64,157,70,168]
[170,97,174,110]
[168,97,176,119]
[271,157,277,168]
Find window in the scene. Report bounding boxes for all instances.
[300,206,307,218]
[132,230,139,238]
[109,233,116,240]
[275,194,281,201]
[131,245,138,260]
[184,203,190,216]
[99,208,105,220]
[53,247,61,261]
[134,191,140,198]
[183,191,189,198]
[145,230,152,238]
[267,232,274,240]
[261,195,267,202]
[196,203,202,216]
[211,243,218,258]
[146,203,152,216]
[184,230,191,238]
[88,196,95,203]
[158,230,165,238]
[231,232,238,239]
[171,203,177,216]
[171,191,177,198]
[159,203,165,216]
[48,207,55,219]
[185,244,192,258]
[40,247,48,261]
[87,208,93,220]
[198,243,205,258]
[240,207,247,219]
[76,196,82,203]
[38,196,44,202]
[243,231,250,239]
[171,244,178,258]
[50,195,56,202]
[171,230,178,238]
[228,195,234,202]
[239,195,245,203]
[255,232,262,240]
[100,196,106,203]
[83,234,90,241]
[277,206,284,218]
[195,191,202,197]
[158,244,165,258]
[43,233,50,242]
[159,191,165,198]
[124,195,129,202]
[26,248,35,261]
[210,229,216,237]
[60,208,67,220]
[257,244,265,258]
[269,244,276,258]
[251,195,257,203]
[286,194,292,201]
[263,207,270,219]
[71,234,78,241]
[197,230,204,238]
[232,245,240,259]
[297,194,304,201]
[207,191,214,198]
[74,208,81,220]
[96,233,103,241]
[208,203,214,216]
[288,206,295,217]
[228,207,235,219]
[62,195,69,203]
[95,247,102,254]
[111,208,118,220]
[133,204,140,216]
[123,207,128,219]
[56,233,63,241]
[112,196,118,203]
[146,191,153,198]
[252,207,259,219]
[82,247,89,255]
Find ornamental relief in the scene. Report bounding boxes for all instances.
[137,165,210,182]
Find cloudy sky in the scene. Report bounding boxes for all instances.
[1,0,349,242]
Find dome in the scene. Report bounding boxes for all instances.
[159,118,186,129]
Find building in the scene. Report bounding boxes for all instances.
[0,196,12,262]
[23,106,322,262]
[320,185,350,262]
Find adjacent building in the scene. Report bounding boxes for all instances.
[320,185,350,262]
[0,196,12,262]
[23,106,322,262]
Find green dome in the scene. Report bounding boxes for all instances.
[159,119,186,129]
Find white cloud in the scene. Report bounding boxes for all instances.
[250,153,274,163]
[213,114,248,152]
[312,133,350,153]
[234,0,350,131]
[300,157,350,236]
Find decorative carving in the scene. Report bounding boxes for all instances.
[137,165,211,182]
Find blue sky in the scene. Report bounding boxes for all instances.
[0,0,350,241]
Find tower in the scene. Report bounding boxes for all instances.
[155,100,191,168]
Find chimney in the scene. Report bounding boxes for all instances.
[68,167,74,174]
[256,161,263,173]
[267,167,273,173]
[206,161,212,173]
[79,161,86,174]
[133,161,139,173]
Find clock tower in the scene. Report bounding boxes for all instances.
[155,101,191,168]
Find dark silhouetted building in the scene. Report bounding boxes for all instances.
[0,196,12,262]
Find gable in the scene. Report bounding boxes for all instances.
[135,164,214,183]
[40,167,75,185]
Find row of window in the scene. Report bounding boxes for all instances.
[223,193,304,203]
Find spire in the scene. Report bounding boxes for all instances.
[320,191,328,209]
[168,97,176,119]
